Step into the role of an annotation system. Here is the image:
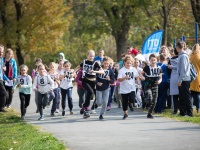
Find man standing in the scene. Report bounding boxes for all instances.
[94,50,104,63]
[176,41,193,117]
[0,44,8,112]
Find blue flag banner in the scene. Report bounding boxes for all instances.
[142,30,164,55]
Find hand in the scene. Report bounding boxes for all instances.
[168,65,172,69]
[156,80,161,85]
[106,76,110,81]
[19,84,22,88]
[140,76,145,81]
[97,82,103,86]
[50,89,53,92]
[13,79,16,82]
[178,82,182,87]
[3,66,6,71]
[125,75,129,79]
[34,88,37,91]
[90,70,94,73]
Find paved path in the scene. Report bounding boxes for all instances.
[12,86,200,150]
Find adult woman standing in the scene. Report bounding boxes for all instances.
[190,44,200,113]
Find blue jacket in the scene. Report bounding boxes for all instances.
[3,58,18,80]
[157,62,169,83]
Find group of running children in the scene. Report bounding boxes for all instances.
[10,49,164,121]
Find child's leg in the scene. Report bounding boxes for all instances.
[35,91,39,111]
[0,81,7,110]
[56,88,61,110]
[77,88,85,108]
[101,88,110,115]
[5,85,13,107]
[51,88,59,114]
[37,92,43,116]
[121,94,129,113]
[48,91,55,103]
[66,87,73,112]
[19,92,26,116]
[42,93,48,109]
[148,86,158,114]
[61,88,67,111]
[96,90,103,107]
[24,94,31,114]
[107,85,115,107]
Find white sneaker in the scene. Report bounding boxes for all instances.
[90,109,96,114]
[55,109,59,113]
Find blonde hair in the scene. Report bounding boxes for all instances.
[20,64,28,71]
[5,48,14,58]
[192,44,200,54]
[87,50,95,56]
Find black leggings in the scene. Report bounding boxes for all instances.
[82,78,96,108]
[19,92,31,116]
[38,92,48,116]
[121,91,135,111]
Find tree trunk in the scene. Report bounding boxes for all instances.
[115,34,127,61]
[191,0,200,30]
[14,0,24,65]
[162,4,168,45]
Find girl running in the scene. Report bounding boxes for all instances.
[96,56,114,120]
[59,61,75,116]
[118,56,140,119]
[13,65,32,120]
[33,64,54,120]
[74,50,104,119]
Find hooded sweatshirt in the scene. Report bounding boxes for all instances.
[58,52,67,62]
[177,51,191,83]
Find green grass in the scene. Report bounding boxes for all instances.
[0,109,66,150]
[159,109,200,125]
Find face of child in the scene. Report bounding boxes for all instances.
[161,47,167,54]
[49,64,55,72]
[20,67,28,76]
[59,61,64,69]
[6,51,13,59]
[124,60,132,69]
[64,63,70,71]
[36,61,42,66]
[87,52,95,61]
[134,60,139,67]
[149,57,157,66]
[59,55,63,60]
[103,60,109,69]
[39,66,45,74]
[114,64,120,70]
[0,47,4,57]
[142,63,146,69]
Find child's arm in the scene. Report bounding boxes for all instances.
[136,76,141,88]
[156,74,162,85]
[48,75,54,91]
[90,67,104,74]
[139,71,145,81]
[107,70,114,84]
[21,76,32,89]
[32,76,38,91]
[75,70,82,85]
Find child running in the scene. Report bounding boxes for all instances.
[117,56,140,119]
[96,56,114,120]
[59,61,75,116]
[33,64,54,120]
[140,54,162,118]
[74,50,104,119]
[48,62,60,116]
[13,65,32,120]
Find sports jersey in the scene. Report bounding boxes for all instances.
[96,68,114,91]
[60,69,74,89]
[32,74,54,94]
[143,65,162,87]
[80,60,101,79]
[13,75,32,94]
[117,66,139,94]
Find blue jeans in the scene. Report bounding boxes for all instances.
[61,87,73,111]
[51,88,59,114]
[154,82,167,113]
[191,91,200,110]
[107,85,115,107]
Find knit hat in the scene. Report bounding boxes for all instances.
[129,48,138,55]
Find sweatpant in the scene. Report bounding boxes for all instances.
[51,88,59,114]
[107,85,115,107]
[96,88,110,115]
[114,86,122,106]
[19,92,31,116]
[121,91,135,111]
[5,85,13,107]
[154,82,167,113]
[77,88,85,108]
[38,92,48,116]
[0,81,7,109]
[144,86,158,114]
[61,87,73,111]
[82,78,95,108]
[178,81,193,116]
[191,91,200,111]
[171,95,179,113]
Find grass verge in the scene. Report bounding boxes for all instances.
[0,109,66,150]
[160,109,200,125]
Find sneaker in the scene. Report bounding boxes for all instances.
[0,108,7,112]
[122,114,128,120]
[62,110,65,116]
[7,105,11,109]
[46,101,50,108]
[70,111,73,115]
[51,113,57,116]
[21,116,25,120]
[106,106,111,111]
[99,115,104,120]
[83,111,90,119]
[55,109,59,113]
[147,113,154,119]
[80,108,85,115]
[38,115,44,120]
[130,107,134,112]
[90,109,96,114]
